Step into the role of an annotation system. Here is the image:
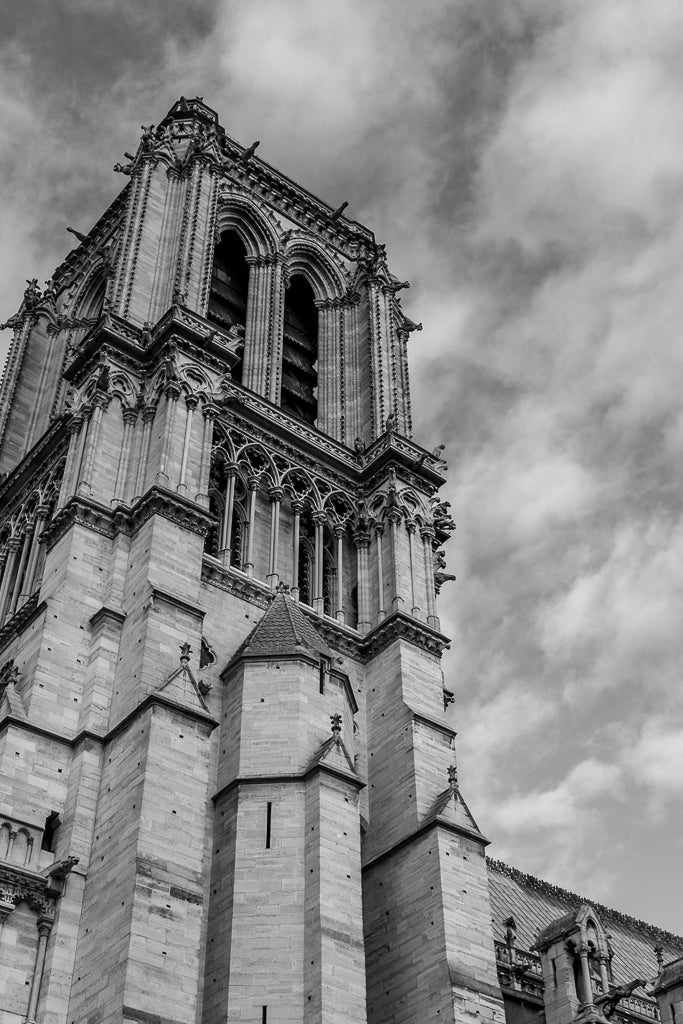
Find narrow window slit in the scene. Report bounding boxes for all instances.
[265,802,272,849]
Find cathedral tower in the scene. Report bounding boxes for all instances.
[0,98,503,1024]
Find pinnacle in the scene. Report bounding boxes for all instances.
[240,591,334,660]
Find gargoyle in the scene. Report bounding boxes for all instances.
[596,979,649,1018]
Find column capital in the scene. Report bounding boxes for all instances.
[142,404,157,423]
[122,406,139,425]
[185,394,199,411]
[268,486,284,503]
[312,510,327,526]
[67,413,84,434]
[202,400,220,421]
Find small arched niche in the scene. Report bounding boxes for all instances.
[209,230,248,383]
[282,275,318,424]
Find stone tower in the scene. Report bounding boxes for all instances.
[0,98,504,1024]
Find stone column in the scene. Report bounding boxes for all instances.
[354,529,371,634]
[578,945,594,1006]
[219,468,237,568]
[291,500,303,601]
[25,914,54,1024]
[317,299,343,440]
[334,524,345,624]
[313,511,326,615]
[267,487,283,589]
[0,537,20,623]
[57,414,84,508]
[407,520,419,618]
[597,955,610,995]
[375,523,386,622]
[244,478,258,578]
[70,410,91,497]
[268,255,286,405]
[388,509,403,612]
[133,405,156,500]
[19,505,49,603]
[113,407,138,505]
[196,402,217,506]
[157,382,182,486]
[7,524,32,618]
[78,393,108,496]
[421,527,438,628]
[177,394,198,495]
[243,256,275,397]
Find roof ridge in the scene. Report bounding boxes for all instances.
[487,858,683,947]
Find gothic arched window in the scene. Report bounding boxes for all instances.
[209,230,248,383]
[282,275,318,424]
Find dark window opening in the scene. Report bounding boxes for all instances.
[42,811,60,853]
[209,230,248,383]
[322,546,334,617]
[265,802,272,849]
[282,275,317,424]
[82,277,106,321]
[262,1008,268,1024]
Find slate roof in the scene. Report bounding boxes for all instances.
[234,591,334,661]
[487,859,683,985]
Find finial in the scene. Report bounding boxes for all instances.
[654,946,664,970]
[275,581,290,595]
[330,712,342,744]
[447,764,458,792]
[179,643,192,666]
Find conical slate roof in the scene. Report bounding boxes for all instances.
[236,591,334,661]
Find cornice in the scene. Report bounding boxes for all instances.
[213,760,364,805]
[44,487,214,553]
[0,861,55,916]
[201,558,271,609]
[361,612,450,660]
[200,561,449,662]
[362,816,489,874]
[127,486,214,538]
[63,305,241,387]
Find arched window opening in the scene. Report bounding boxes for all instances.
[282,275,318,424]
[82,277,107,320]
[209,230,249,383]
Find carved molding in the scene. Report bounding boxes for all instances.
[0,862,55,917]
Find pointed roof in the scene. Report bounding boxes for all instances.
[235,592,334,662]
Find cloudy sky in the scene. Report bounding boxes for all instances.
[2,0,683,933]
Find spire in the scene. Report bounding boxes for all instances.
[237,590,334,661]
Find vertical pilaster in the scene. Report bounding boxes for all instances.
[113,407,138,504]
